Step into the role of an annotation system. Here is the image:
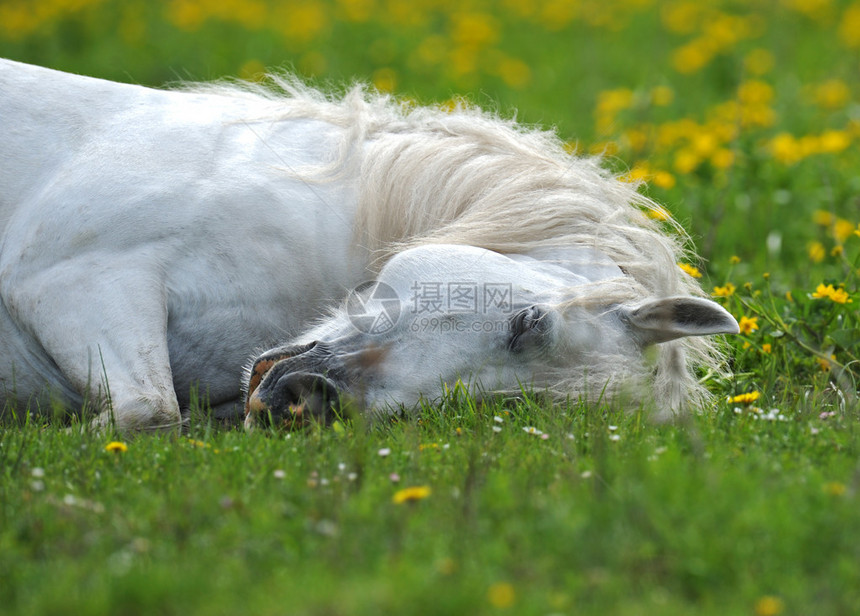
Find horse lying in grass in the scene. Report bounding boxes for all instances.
[0,59,738,432]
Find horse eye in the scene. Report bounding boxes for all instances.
[507,305,543,352]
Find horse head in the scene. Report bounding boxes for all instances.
[244,244,738,429]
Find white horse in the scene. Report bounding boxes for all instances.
[0,59,738,432]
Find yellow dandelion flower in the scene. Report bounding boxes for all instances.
[678,263,703,278]
[392,485,431,504]
[811,283,833,299]
[834,218,855,242]
[713,282,736,297]
[661,3,703,34]
[741,104,776,129]
[589,141,619,156]
[594,89,634,132]
[728,391,761,404]
[812,283,853,303]
[105,441,128,453]
[708,117,738,142]
[705,13,752,49]
[624,163,650,183]
[692,132,718,157]
[730,255,742,264]
[451,12,499,46]
[228,0,267,28]
[808,241,826,263]
[738,80,774,106]
[657,118,696,148]
[711,148,735,170]
[277,2,328,43]
[761,343,772,354]
[819,130,851,154]
[596,88,634,114]
[829,287,852,304]
[624,128,649,152]
[769,133,802,165]
[813,210,834,226]
[813,79,850,109]
[818,354,837,371]
[672,40,712,74]
[647,205,672,221]
[653,171,676,189]
[338,0,373,22]
[166,0,205,30]
[487,582,516,609]
[786,291,794,302]
[673,148,700,174]
[823,481,846,496]
[738,316,759,334]
[841,4,860,47]
[754,595,785,616]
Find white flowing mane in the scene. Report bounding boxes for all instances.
[188,75,724,411]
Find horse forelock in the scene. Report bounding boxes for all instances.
[183,74,727,412]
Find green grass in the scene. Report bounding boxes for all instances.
[3,399,860,615]
[2,1,860,614]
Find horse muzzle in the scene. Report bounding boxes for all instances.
[244,342,342,430]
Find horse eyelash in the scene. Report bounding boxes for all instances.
[507,306,543,352]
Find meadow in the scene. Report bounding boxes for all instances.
[2,1,860,614]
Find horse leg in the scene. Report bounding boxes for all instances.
[1,259,181,433]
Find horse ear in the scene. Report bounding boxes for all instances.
[622,297,740,346]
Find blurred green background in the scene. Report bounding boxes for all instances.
[2,0,859,279]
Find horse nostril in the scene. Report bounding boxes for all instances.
[247,341,320,402]
[264,372,340,428]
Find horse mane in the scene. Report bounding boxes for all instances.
[186,74,727,414]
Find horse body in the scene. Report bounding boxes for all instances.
[0,59,737,431]
[0,59,367,427]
